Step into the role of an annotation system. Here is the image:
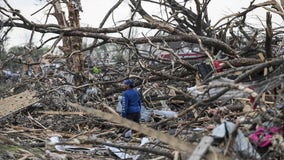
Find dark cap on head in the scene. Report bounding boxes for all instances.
[123,79,134,87]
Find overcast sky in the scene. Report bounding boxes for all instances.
[1,0,283,48]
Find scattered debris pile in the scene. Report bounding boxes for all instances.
[0,54,284,160]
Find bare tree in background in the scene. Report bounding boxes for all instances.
[0,0,284,103]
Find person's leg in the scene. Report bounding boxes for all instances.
[133,112,145,137]
[131,112,140,123]
[125,112,140,138]
[126,112,140,123]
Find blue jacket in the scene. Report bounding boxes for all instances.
[121,89,141,118]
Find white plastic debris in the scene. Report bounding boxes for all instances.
[105,146,139,160]
[49,135,95,153]
[153,110,178,118]
[187,78,251,100]
[139,137,149,147]
[49,136,60,145]
[116,96,123,113]
[193,127,205,131]
[140,106,153,122]
[116,96,177,122]
[124,130,132,138]
[187,86,204,95]
[105,137,149,159]
[211,121,260,159]
[55,145,95,153]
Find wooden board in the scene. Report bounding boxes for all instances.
[188,136,214,160]
[0,90,39,119]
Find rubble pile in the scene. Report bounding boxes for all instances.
[0,53,284,160]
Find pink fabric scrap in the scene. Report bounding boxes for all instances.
[249,126,284,148]
[213,60,222,73]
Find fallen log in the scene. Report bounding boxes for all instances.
[68,102,230,159]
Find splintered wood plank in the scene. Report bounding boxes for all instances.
[0,90,39,119]
[188,136,214,160]
[68,102,195,153]
[36,111,86,115]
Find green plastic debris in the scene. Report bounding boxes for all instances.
[92,66,100,74]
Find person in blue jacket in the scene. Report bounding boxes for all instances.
[121,79,141,123]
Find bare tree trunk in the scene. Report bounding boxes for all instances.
[52,0,83,85]
[52,0,83,70]
[265,12,273,59]
[67,0,83,73]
